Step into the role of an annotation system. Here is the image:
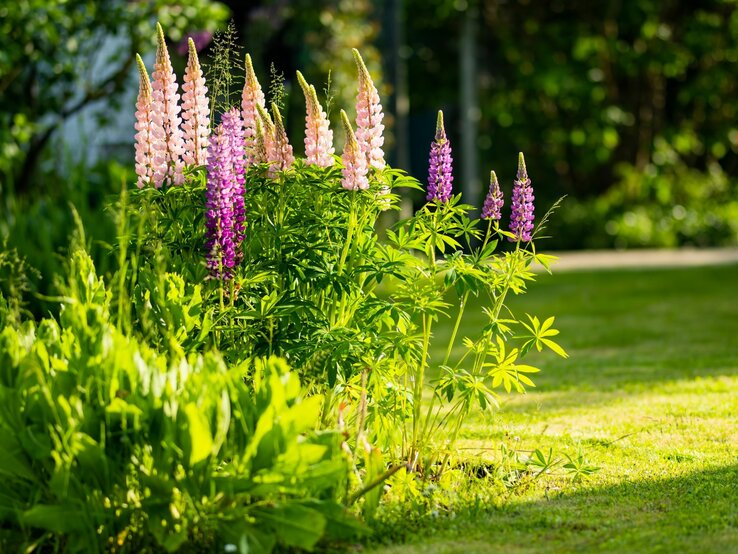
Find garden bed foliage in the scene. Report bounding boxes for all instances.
[0,23,570,552]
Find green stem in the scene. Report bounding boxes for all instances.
[438,400,469,474]
[419,289,469,444]
[411,313,431,458]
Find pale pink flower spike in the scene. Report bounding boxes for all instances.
[151,23,185,187]
[297,70,334,168]
[134,54,155,189]
[241,54,267,165]
[352,49,385,171]
[340,109,369,191]
[181,37,210,167]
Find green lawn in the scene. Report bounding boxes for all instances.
[368,263,738,553]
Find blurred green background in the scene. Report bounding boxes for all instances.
[2,0,738,300]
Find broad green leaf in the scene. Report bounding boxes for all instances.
[21,504,86,533]
[252,504,326,550]
[185,403,213,465]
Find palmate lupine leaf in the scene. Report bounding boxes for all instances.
[520,314,569,358]
[484,336,540,393]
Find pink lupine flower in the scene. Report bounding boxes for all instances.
[241,54,267,165]
[134,54,155,189]
[151,23,185,187]
[297,71,334,167]
[340,109,369,191]
[271,103,295,172]
[352,49,385,171]
[181,38,210,166]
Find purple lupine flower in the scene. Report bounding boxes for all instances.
[509,153,535,242]
[426,110,453,203]
[205,108,246,278]
[481,170,504,221]
[177,30,213,56]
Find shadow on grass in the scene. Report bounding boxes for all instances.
[369,464,738,554]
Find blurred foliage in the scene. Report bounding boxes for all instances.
[231,0,385,149]
[0,159,131,316]
[0,0,229,196]
[403,0,738,247]
[4,0,738,253]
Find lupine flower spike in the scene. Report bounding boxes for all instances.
[340,109,369,191]
[352,49,385,170]
[255,104,278,176]
[481,170,504,221]
[254,117,267,164]
[151,23,185,187]
[241,54,267,165]
[134,54,155,189]
[296,71,334,167]
[509,152,535,242]
[427,110,453,203]
[271,102,295,172]
[205,108,246,278]
[181,38,210,166]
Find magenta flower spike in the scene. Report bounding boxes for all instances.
[481,170,504,221]
[181,38,210,166]
[297,71,334,167]
[271,102,295,172]
[352,49,385,171]
[509,153,535,242]
[151,23,185,187]
[426,110,453,203]
[340,109,369,191]
[205,108,246,278]
[241,54,267,165]
[134,54,155,189]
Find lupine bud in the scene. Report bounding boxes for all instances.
[241,54,267,165]
[426,110,453,203]
[256,104,278,176]
[205,108,246,278]
[297,71,334,167]
[352,49,385,170]
[481,170,504,221]
[151,23,185,187]
[509,153,535,242]
[181,38,210,166]
[134,54,155,189]
[340,109,369,191]
[254,117,267,164]
[271,102,294,172]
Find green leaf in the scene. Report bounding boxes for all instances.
[252,504,327,550]
[21,504,86,533]
[542,338,569,358]
[185,403,213,465]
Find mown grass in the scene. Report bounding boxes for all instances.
[366,263,738,554]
